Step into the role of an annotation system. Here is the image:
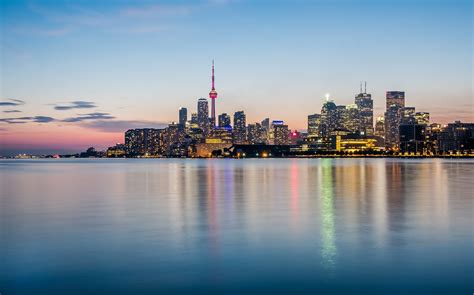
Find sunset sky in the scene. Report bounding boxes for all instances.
[1,0,472,155]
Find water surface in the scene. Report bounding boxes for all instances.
[1,158,473,294]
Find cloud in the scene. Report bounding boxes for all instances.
[0,99,25,106]
[54,101,96,110]
[80,119,168,133]
[3,110,22,113]
[62,112,115,122]
[0,116,55,124]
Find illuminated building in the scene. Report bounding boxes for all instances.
[415,112,430,125]
[320,97,337,138]
[233,111,247,144]
[208,127,233,144]
[386,91,405,109]
[343,104,360,134]
[179,107,187,128]
[247,123,266,144]
[274,124,290,145]
[125,128,163,156]
[290,130,303,145]
[384,91,405,150]
[355,82,374,135]
[399,123,427,154]
[197,98,209,134]
[374,116,385,138]
[261,118,270,143]
[162,123,187,156]
[401,107,416,124]
[438,121,474,153]
[335,105,347,130]
[209,60,218,127]
[190,113,198,127]
[333,134,379,152]
[308,114,321,139]
[106,144,127,157]
[218,113,231,128]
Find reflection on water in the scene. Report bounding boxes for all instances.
[1,158,473,295]
[320,159,336,273]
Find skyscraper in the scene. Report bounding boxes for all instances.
[355,82,374,135]
[386,91,405,109]
[415,112,430,125]
[233,111,247,144]
[218,113,231,128]
[320,97,337,138]
[179,107,187,128]
[384,91,405,150]
[307,114,321,138]
[343,104,360,133]
[197,98,209,133]
[209,60,218,128]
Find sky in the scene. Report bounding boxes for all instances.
[0,0,473,155]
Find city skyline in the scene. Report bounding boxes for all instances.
[1,0,472,155]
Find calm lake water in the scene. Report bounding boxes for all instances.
[1,158,473,294]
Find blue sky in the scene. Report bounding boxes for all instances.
[0,0,472,154]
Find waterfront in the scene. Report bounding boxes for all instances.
[1,158,473,294]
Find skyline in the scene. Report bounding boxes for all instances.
[1,0,473,155]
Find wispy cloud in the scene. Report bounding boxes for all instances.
[0,99,25,106]
[54,101,96,110]
[3,110,22,113]
[63,112,115,122]
[0,116,55,124]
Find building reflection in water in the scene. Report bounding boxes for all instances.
[319,159,337,273]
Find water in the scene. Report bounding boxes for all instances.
[1,158,473,294]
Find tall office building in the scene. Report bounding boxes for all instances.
[209,60,218,128]
[384,91,405,150]
[197,98,209,133]
[401,107,416,124]
[355,82,374,135]
[307,114,321,138]
[415,112,430,125]
[233,111,247,144]
[179,107,187,128]
[343,104,360,133]
[386,91,405,109]
[218,113,231,128]
[320,98,337,137]
[274,124,290,145]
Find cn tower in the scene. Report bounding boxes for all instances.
[209,60,218,127]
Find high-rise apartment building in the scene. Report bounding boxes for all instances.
[274,124,290,145]
[218,113,231,128]
[233,111,247,144]
[197,98,209,133]
[125,128,163,156]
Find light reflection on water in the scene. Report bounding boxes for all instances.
[1,158,473,295]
